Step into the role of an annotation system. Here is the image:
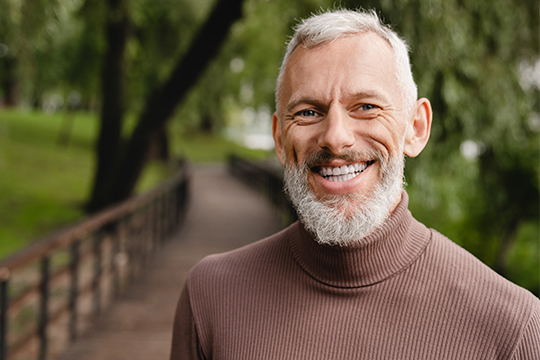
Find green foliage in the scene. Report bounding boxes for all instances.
[0,0,85,105]
[507,222,540,294]
[63,0,107,102]
[126,0,215,111]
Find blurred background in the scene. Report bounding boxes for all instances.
[0,0,538,295]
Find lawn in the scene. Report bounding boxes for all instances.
[0,109,272,259]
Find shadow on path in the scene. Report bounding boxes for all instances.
[58,164,285,360]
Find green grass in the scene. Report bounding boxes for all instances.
[0,109,272,259]
[0,110,95,258]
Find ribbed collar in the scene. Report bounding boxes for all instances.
[288,191,432,288]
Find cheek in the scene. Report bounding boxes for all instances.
[282,128,316,164]
[359,116,406,155]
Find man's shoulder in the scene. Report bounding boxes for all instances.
[187,223,296,288]
[415,226,540,356]
[426,227,540,316]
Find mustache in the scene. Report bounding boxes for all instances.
[301,149,387,169]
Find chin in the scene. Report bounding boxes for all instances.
[283,150,405,246]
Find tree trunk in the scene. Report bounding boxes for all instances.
[86,0,130,212]
[100,0,244,208]
[200,114,214,134]
[149,125,170,161]
[1,56,19,107]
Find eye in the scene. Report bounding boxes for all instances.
[290,108,323,125]
[350,103,380,120]
[360,104,377,111]
[296,109,318,117]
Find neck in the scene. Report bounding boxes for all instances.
[288,191,432,288]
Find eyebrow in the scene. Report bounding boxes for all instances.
[285,97,324,114]
[285,90,390,114]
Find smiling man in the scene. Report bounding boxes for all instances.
[274,27,430,247]
[170,9,540,360]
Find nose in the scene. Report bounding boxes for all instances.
[317,107,356,154]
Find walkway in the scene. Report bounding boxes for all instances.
[57,164,285,360]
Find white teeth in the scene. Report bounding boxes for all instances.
[318,161,372,182]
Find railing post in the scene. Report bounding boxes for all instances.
[39,257,50,360]
[126,213,136,283]
[0,268,9,360]
[140,207,149,269]
[132,210,143,280]
[93,233,103,317]
[69,241,80,342]
[153,198,160,249]
[172,187,176,234]
[176,181,183,224]
[165,192,171,237]
[161,193,168,240]
[112,222,122,299]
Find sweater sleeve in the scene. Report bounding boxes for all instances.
[509,304,540,360]
[170,284,205,360]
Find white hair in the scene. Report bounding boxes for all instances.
[275,9,418,116]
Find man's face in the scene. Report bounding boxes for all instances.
[273,32,410,215]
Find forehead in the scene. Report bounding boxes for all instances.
[280,32,400,110]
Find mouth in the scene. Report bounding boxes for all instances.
[315,160,375,182]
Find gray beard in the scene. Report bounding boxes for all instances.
[283,150,405,247]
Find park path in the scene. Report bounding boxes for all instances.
[57,164,285,360]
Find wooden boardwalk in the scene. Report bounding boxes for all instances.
[57,164,285,360]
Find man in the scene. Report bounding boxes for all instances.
[170,9,540,359]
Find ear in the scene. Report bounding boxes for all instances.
[272,113,285,166]
[403,98,432,157]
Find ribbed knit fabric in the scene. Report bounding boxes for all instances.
[170,193,540,359]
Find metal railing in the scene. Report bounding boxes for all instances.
[0,162,189,360]
[228,155,297,225]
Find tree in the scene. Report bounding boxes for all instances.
[88,0,130,212]
[86,0,245,211]
[0,0,77,107]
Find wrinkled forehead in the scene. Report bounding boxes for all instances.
[278,32,401,113]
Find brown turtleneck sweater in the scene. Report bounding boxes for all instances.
[170,194,540,359]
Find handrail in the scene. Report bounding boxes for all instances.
[228,154,297,225]
[0,160,190,360]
